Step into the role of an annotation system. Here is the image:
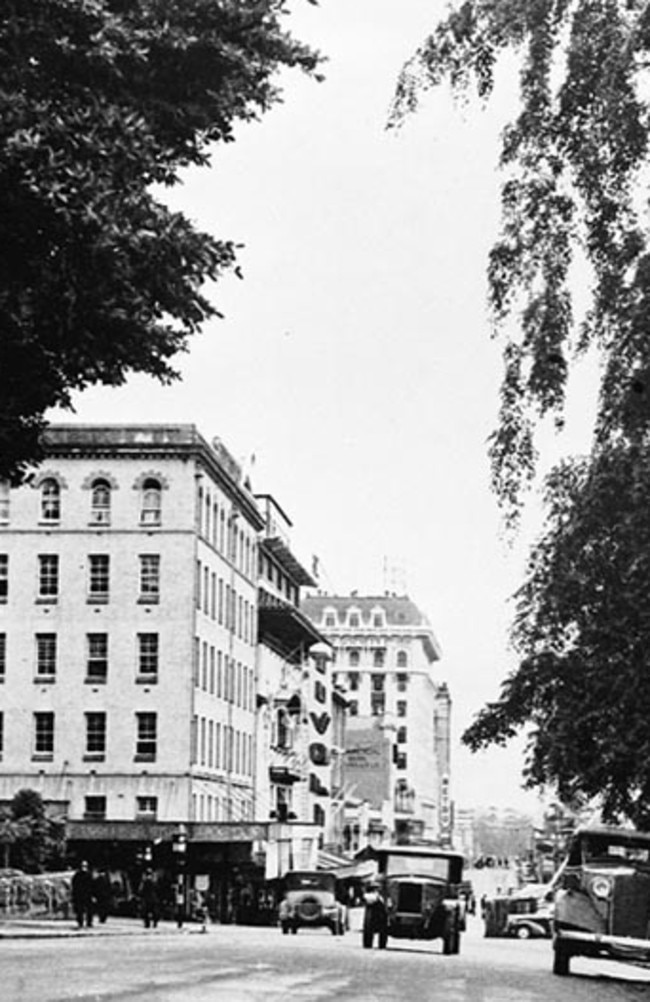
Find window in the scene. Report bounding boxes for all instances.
[314,680,327,703]
[325,613,336,628]
[137,633,159,680]
[373,612,384,628]
[38,554,59,600]
[349,700,358,716]
[35,633,56,680]
[135,712,157,761]
[349,649,360,667]
[0,555,6,602]
[373,648,385,668]
[397,726,407,744]
[139,554,160,602]
[396,752,407,770]
[348,672,359,691]
[141,478,162,525]
[33,712,54,757]
[0,482,9,523]
[371,674,384,692]
[396,672,408,692]
[370,693,385,716]
[0,711,3,757]
[90,479,111,524]
[88,554,109,602]
[84,796,106,820]
[136,796,157,819]
[397,700,407,718]
[349,613,360,628]
[86,634,108,682]
[85,712,106,758]
[397,650,408,668]
[0,633,4,681]
[40,478,60,522]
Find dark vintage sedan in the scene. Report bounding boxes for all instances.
[278,870,346,935]
[553,826,650,975]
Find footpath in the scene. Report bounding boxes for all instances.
[0,916,209,940]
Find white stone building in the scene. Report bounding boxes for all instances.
[302,594,451,847]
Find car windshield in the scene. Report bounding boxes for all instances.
[383,854,453,880]
[581,835,650,867]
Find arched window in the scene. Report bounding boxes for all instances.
[141,478,162,525]
[90,479,111,524]
[41,478,60,522]
[397,650,408,668]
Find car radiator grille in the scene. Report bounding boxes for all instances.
[611,873,650,939]
[397,883,423,914]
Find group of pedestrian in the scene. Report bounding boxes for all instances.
[71,862,111,929]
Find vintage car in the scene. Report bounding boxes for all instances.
[484,884,553,939]
[278,870,346,935]
[553,826,650,975]
[363,845,465,953]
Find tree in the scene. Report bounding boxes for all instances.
[0,0,321,481]
[6,789,66,872]
[391,1,650,824]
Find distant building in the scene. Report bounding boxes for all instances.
[302,594,451,847]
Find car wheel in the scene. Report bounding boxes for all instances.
[553,942,571,976]
[516,925,531,940]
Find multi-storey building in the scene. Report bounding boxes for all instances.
[302,593,452,847]
[0,424,347,914]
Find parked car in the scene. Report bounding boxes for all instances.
[483,884,553,939]
[363,845,465,953]
[278,871,346,935]
[553,826,650,975]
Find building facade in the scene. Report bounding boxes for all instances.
[302,594,452,848]
[0,424,349,910]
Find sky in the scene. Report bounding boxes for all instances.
[51,1,597,817]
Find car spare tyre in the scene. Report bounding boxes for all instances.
[297,896,322,921]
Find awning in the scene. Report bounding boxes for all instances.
[317,848,355,871]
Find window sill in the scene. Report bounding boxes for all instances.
[87,596,109,605]
[35,597,58,605]
[84,676,107,685]
[135,675,158,685]
[134,753,156,763]
[32,753,53,762]
[33,675,56,684]
[137,595,160,605]
[83,754,106,762]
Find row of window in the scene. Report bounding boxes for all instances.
[195,560,255,642]
[194,640,254,709]
[0,478,164,527]
[0,711,159,761]
[0,632,159,683]
[0,711,253,777]
[197,485,255,580]
[345,671,410,691]
[348,695,409,720]
[0,553,163,604]
[193,715,253,777]
[345,649,409,668]
[79,792,254,823]
[323,609,388,629]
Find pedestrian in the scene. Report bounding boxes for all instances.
[71,861,94,929]
[139,868,160,928]
[92,869,111,924]
[362,880,388,949]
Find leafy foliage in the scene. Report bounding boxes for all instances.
[0,0,321,480]
[0,789,65,871]
[392,1,650,822]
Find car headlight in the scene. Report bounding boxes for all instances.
[591,876,612,899]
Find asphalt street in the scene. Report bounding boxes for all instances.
[2,916,649,1002]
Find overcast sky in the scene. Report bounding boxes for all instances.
[52,1,598,816]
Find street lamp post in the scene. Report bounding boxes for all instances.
[172,825,187,928]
